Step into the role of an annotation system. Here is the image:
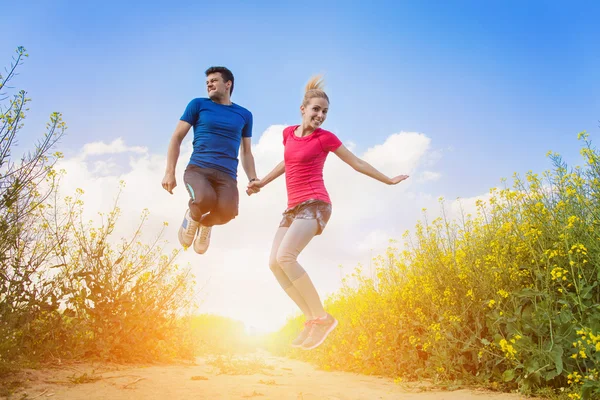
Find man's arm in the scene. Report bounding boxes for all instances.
[240,136,258,181]
[162,120,192,194]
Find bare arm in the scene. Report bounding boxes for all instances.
[258,160,285,187]
[240,137,258,181]
[246,160,285,195]
[333,145,409,185]
[162,120,192,194]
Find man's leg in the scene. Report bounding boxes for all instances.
[200,170,239,227]
[180,166,217,248]
[183,166,218,221]
[193,169,238,254]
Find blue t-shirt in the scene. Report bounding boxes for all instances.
[180,98,253,180]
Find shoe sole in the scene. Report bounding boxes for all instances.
[291,333,310,348]
[291,340,307,348]
[302,318,338,350]
[193,238,210,254]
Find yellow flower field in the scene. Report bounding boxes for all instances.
[267,132,600,400]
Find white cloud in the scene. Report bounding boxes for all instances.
[362,132,430,175]
[81,137,147,158]
[53,126,451,333]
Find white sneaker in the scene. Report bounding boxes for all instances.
[178,210,199,248]
[194,225,212,254]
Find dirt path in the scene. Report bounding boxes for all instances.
[4,350,544,400]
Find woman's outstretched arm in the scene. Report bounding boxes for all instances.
[333,145,409,185]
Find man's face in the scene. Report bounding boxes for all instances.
[206,72,230,100]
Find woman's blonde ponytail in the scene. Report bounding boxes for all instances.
[302,74,329,106]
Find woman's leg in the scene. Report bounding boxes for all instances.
[275,218,337,349]
[275,219,326,319]
[269,227,313,319]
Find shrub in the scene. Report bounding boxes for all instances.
[269,131,600,400]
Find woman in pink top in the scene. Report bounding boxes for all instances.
[247,76,409,350]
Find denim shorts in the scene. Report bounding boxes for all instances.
[279,199,332,235]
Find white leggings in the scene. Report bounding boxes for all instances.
[269,219,319,289]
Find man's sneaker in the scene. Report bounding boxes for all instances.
[301,313,338,350]
[194,225,212,254]
[178,210,199,248]
[291,319,315,348]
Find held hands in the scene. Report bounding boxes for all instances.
[389,175,410,185]
[162,173,177,194]
[246,179,262,196]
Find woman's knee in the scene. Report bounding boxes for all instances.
[276,249,296,268]
[276,249,305,280]
[269,255,281,272]
[269,258,293,289]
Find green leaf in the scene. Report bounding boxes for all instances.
[514,287,544,298]
[581,384,591,400]
[524,357,540,374]
[543,369,559,381]
[559,310,573,324]
[549,345,563,375]
[502,369,515,382]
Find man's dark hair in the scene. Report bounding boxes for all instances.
[205,66,234,95]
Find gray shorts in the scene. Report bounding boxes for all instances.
[279,199,332,235]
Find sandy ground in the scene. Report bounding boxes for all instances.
[2,350,545,400]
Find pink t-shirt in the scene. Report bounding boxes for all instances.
[283,125,343,209]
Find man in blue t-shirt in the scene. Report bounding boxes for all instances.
[162,66,259,254]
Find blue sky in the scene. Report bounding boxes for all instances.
[3,0,599,201]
